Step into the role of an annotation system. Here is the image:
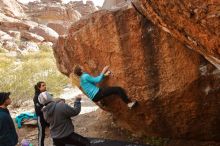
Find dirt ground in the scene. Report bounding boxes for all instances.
[15,108,145,146]
[10,91,146,146]
[13,101,220,146]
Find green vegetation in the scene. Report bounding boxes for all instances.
[0,46,68,107]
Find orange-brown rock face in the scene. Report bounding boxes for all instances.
[53,7,220,141]
[132,0,220,70]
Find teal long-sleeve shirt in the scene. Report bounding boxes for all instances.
[80,72,104,100]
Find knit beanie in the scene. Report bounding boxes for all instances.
[0,92,10,105]
[38,91,53,105]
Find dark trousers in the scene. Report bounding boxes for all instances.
[93,86,130,103]
[53,132,90,146]
[37,115,49,146]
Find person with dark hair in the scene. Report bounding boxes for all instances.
[0,92,18,146]
[33,81,49,146]
[73,65,137,109]
[38,91,90,146]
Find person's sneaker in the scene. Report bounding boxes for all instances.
[127,101,137,109]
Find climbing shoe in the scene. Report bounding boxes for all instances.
[127,100,137,109]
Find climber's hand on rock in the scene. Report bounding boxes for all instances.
[102,65,109,74]
[104,70,111,76]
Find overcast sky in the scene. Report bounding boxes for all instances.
[18,0,105,6]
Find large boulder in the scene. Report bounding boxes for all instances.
[0,0,25,18]
[102,0,126,9]
[0,19,38,32]
[0,21,30,31]
[7,31,21,40]
[47,23,68,35]
[0,12,19,22]
[21,31,45,42]
[53,6,220,142]
[25,2,83,35]
[26,4,81,24]
[132,0,220,70]
[0,30,13,42]
[66,1,98,16]
[30,24,59,43]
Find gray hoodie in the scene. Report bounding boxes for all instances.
[41,99,81,138]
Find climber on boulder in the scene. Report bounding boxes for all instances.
[73,65,137,109]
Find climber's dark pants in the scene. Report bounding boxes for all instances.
[53,132,90,146]
[93,86,130,103]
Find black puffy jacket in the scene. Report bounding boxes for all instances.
[0,108,18,146]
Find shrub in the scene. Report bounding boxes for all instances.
[0,46,68,107]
